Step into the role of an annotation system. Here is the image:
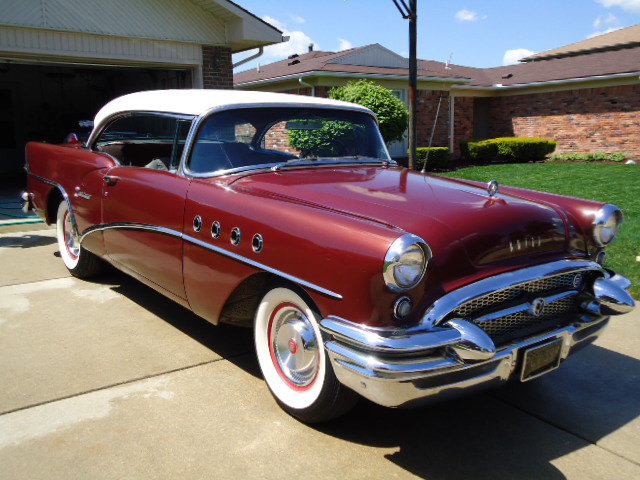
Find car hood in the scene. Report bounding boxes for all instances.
[230,165,568,271]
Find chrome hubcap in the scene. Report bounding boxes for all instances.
[271,305,319,387]
[63,211,80,259]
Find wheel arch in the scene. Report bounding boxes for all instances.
[46,188,64,225]
[218,271,323,327]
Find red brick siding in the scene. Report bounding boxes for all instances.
[453,96,474,157]
[488,84,640,155]
[264,121,300,155]
[202,46,233,89]
[416,90,451,149]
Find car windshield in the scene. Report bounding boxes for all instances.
[187,107,391,174]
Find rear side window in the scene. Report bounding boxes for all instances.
[95,114,192,171]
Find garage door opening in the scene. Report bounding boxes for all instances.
[0,61,191,186]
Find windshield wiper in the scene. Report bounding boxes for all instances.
[271,156,393,171]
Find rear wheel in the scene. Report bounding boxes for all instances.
[254,286,358,423]
[56,201,104,278]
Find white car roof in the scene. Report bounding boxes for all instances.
[93,89,373,127]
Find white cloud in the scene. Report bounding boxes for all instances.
[260,16,318,60]
[596,0,640,13]
[455,9,487,22]
[337,38,353,51]
[502,48,535,65]
[588,26,624,37]
[400,50,409,57]
[288,13,306,24]
[594,12,619,28]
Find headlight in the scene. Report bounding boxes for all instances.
[383,234,432,291]
[594,204,624,246]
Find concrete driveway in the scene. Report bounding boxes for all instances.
[1,228,639,480]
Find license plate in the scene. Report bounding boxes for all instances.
[520,339,563,381]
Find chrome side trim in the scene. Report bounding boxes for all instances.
[182,232,342,299]
[28,173,77,234]
[422,260,604,328]
[79,222,342,300]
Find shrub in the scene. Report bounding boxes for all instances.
[465,137,556,163]
[549,152,627,162]
[288,120,360,157]
[328,80,408,143]
[413,147,450,170]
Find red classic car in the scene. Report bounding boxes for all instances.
[23,89,635,423]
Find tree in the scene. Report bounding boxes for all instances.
[328,80,408,144]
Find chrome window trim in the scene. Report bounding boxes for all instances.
[87,110,197,151]
[177,103,393,179]
[78,222,342,300]
[422,259,604,328]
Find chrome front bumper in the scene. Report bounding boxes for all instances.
[320,261,635,408]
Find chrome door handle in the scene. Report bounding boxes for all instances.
[103,174,120,186]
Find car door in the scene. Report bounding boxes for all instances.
[95,113,193,301]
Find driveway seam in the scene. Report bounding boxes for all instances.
[0,351,253,417]
[0,275,71,289]
[493,394,640,467]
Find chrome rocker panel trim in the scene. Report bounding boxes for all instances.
[320,260,635,408]
[79,222,342,299]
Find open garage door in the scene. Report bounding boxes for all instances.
[0,61,192,178]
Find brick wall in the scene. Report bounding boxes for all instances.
[416,90,451,150]
[453,96,474,156]
[488,84,640,155]
[202,46,233,89]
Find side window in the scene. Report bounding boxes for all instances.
[95,114,190,171]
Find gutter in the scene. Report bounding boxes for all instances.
[451,71,640,92]
[299,77,316,96]
[235,70,472,88]
[232,46,265,69]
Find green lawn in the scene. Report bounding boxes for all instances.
[440,163,639,298]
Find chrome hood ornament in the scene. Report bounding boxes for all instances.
[487,180,499,197]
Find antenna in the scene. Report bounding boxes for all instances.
[445,53,453,69]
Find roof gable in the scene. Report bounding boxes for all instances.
[524,23,640,61]
[327,44,411,68]
[0,0,282,51]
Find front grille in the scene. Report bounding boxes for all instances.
[474,295,576,344]
[450,272,588,345]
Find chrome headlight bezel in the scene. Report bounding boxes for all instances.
[593,204,624,247]
[383,234,432,292]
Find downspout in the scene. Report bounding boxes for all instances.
[299,77,316,96]
[232,46,264,69]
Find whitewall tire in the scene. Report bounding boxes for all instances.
[254,286,358,422]
[55,201,104,278]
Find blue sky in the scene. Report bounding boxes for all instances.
[233,0,640,71]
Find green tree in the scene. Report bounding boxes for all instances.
[329,80,408,143]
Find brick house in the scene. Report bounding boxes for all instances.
[234,25,640,160]
[0,0,285,179]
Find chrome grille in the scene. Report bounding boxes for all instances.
[474,295,576,341]
[453,272,580,318]
[451,271,586,345]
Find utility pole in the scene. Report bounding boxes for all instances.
[392,0,418,170]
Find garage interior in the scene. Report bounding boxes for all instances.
[0,61,191,220]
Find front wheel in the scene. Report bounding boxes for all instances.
[254,286,358,423]
[56,201,104,278]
